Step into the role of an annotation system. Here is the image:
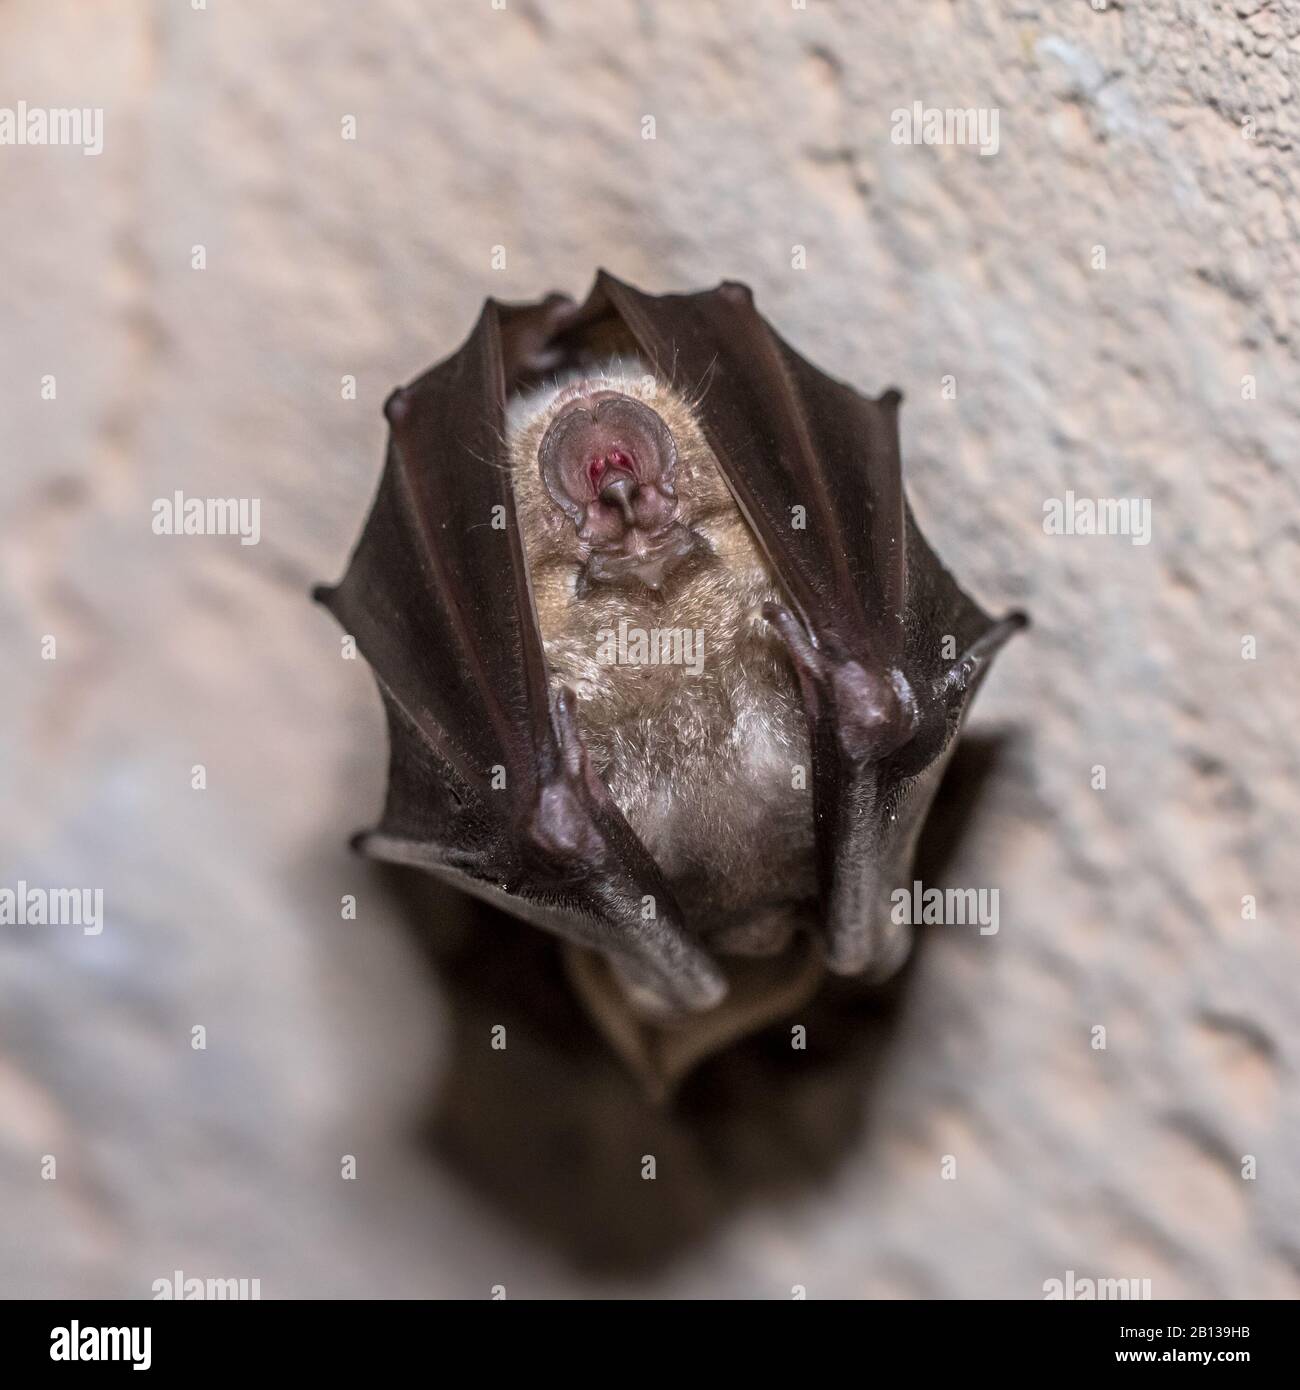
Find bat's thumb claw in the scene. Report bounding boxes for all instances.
[550,685,606,795]
[762,602,825,682]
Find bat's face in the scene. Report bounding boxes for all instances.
[508,361,749,583]
[536,384,695,589]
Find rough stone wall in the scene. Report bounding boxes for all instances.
[1,0,1296,1297]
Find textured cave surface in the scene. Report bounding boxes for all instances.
[0,0,1296,1297]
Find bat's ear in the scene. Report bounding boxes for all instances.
[494,291,581,384]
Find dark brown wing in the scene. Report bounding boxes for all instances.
[596,272,1025,978]
[316,298,724,1011]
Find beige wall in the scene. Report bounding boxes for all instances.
[0,0,1296,1297]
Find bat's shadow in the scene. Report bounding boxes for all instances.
[383,732,1014,1277]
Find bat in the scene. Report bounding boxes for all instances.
[315,272,1025,1083]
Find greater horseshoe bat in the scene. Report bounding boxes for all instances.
[316,272,1025,1092]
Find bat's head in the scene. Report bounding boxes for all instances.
[507,357,751,600]
[536,386,694,589]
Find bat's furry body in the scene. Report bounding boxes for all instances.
[509,363,814,965]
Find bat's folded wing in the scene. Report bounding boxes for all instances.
[316,300,724,1011]
[599,272,1025,980]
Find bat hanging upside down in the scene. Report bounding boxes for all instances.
[316,273,1025,1082]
